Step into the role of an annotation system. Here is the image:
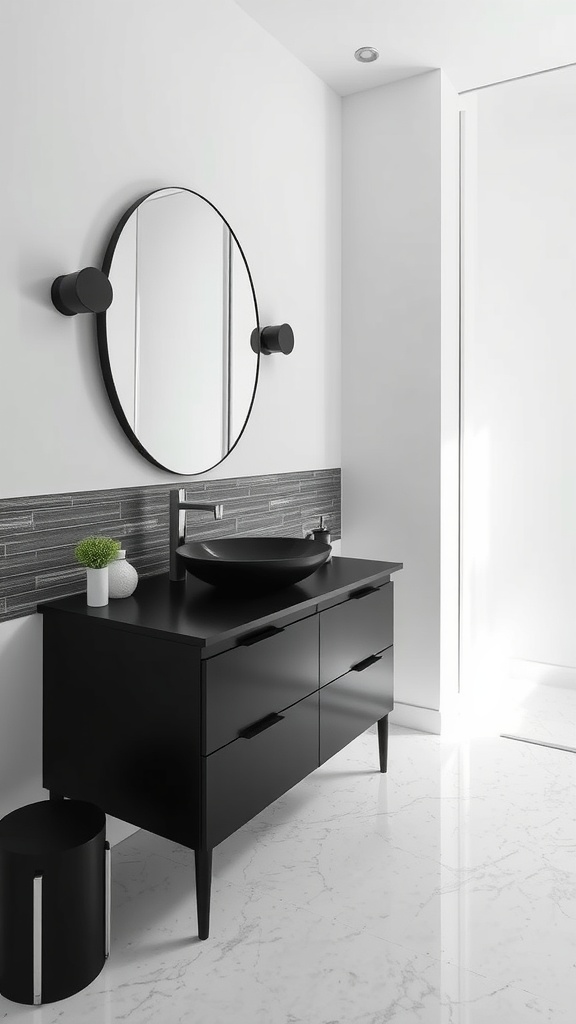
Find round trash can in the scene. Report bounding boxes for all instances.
[0,799,110,1005]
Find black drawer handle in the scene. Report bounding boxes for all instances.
[351,654,382,673]
[349,586,380,601]
[238,625,285,647]
[238,712,285,740]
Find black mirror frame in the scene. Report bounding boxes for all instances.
[96,187,261,475]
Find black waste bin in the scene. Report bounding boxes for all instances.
[0,799,109,1004]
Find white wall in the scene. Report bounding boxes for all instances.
[461,66,576,700]
[0,0,341,499]
[341,70,460,732]
[0,0,341,840]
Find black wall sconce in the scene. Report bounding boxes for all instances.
[51,267,113,317]
[250,323,294,355]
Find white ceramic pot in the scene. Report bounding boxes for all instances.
[108,550,138,599]
[86,566,109,607]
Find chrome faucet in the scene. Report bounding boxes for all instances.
[169,488,224,581]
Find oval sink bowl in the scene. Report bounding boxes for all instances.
[175,537,331,592]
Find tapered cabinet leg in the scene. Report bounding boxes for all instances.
[194,848,212,940]
[377,715,389,773]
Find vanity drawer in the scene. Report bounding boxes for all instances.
[319,646,393,765]
[204,690,319,847]
[320,581,393,685]
[203,613,318,754]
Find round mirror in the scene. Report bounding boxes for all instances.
[97,188,259,474]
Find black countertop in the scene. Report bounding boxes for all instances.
[39,555,403,654]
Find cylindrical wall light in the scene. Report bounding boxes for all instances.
[51,268,113,316]
[250,323,294,355]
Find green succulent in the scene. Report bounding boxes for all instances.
[74,536,120,569]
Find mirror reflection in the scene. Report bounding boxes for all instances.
[101,188,259,474]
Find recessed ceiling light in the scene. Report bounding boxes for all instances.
[354,47,379,63]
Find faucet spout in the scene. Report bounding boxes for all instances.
[169,489,225,581]
[180,501,224,521]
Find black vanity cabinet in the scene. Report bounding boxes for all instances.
[319,583,394,765]
[41,556,402,939]
[203,613,320,848]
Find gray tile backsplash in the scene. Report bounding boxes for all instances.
[0,469,341,623]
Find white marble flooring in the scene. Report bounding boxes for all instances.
[3,724,576,1022]
[500,662,576,750]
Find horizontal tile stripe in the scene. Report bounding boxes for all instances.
[1,576,37,598]
[33,502,122,528]
[0,495,73,513]
[0,469,340,623]
[0,513,34,541]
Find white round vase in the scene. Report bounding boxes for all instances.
[86,566,109,607]
[108,550,138,599]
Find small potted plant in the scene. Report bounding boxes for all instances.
[74,537,120,607]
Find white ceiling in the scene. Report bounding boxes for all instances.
[233,0,576,95]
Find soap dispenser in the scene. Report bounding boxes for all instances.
[306,516,332,561]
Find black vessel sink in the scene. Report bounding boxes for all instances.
[175,537,331,592]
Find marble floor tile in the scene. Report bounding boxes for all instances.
[500,665,576,749]
[3,725,576,1022]
[0,855,571,1024]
